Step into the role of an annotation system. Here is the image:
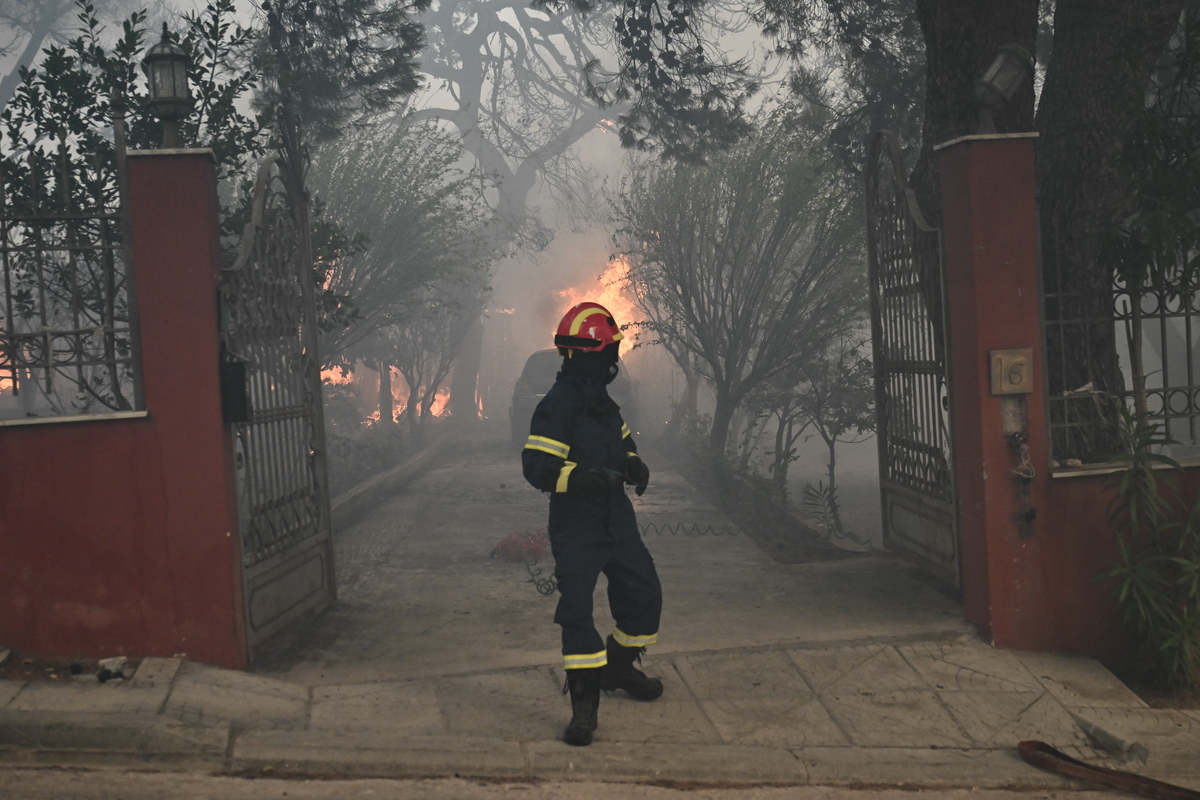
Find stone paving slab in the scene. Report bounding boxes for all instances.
[1013,651,1148,709]
[899,643,1043,692]
[696,695,851,748]
[0,681,22,710]
[591,685,722,746]
[788,646,927,694]
[525,740,808,783]
[436,668,563,740]
[673,650,848,747]
[309,680,445,734]
[231,730,527,778]
[675,650,815,699]
[163,661,309,730]
[937,691,1087,749]
[820,690,972,749]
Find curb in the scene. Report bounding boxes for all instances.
[0,711,229,770]
[226,733,1076,787]
[330,430,453,528]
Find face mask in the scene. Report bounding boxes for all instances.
[604,361,619,384]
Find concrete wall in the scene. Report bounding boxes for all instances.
[0,151,246,668]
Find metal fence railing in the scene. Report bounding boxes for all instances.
[0,108,141,422]
[1045,217,1200,466]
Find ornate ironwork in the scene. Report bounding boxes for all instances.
[865,130,959,587]
[221,150,334,655]
[1041,206,1200,465]
[1045,216,1200,465]
[1116,271,1200,458]
[0,103,141,421]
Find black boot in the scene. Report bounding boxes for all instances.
[562,667,601,746]
[600,634,663,701]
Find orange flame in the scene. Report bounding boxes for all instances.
[556,257,644,332]
[427,387,451,417]
[322,366,354,386]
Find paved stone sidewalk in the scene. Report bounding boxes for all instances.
[2,637,1199,787]
[3,434,1199,788]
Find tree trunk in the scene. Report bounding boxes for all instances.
[378,360,393,425]
[911,0,1039,217]
[1035,0,1185,461]
[448,317,482,429]
[709,386,738,452]
[772,414,790,495]
[824,432,845,534]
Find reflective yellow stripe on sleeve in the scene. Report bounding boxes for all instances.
[564,650,608,669]
[626,451,638,459]
[621,423,631,439]
[524,435,570,459]
[556,461,577,493]
[612,627,658,648]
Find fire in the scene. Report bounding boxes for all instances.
[556,257,644,332]
[322,366,354,386]
[427,387,451,417]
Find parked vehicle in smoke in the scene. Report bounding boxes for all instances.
[510,348,638,448]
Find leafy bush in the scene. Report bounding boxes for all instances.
[1106,407,1200,690]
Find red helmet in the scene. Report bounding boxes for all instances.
[554,301,623,354]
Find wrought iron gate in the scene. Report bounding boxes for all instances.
[864,131,960,588]
[221,156,335,658]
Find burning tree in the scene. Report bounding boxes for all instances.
[612,106,865,452]
[307,114,495,368]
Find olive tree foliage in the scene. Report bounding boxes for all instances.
[612,108,866,452]
[412,0,627,421]
[755,0,925,174]
[306,115,495,369]
[412,0,617,243]
[254,0,432,145]
[536,0,759,161]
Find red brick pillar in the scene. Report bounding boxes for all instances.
[126,150,247,668]
[937,133,1054,649]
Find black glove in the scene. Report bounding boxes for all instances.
[624,455,650,496]
[568,467,619,499]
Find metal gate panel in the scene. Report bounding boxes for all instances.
[222,157,335,658]
[865,131,959,587]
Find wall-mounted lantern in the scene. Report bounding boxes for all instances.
[141,23,193,148]
[974,44,1035,134]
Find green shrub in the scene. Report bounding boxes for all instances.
[1105,407,1200,690]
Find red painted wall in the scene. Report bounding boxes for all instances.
[938,134,1194,670]
[940,134,1051,649]
[0,151,247,668]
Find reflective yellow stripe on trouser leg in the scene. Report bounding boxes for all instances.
[612,628,658,648]
[564,650,608,669]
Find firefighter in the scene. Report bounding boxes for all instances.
[521,301,664,747]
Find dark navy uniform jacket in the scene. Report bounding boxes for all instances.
[521,371,639,540]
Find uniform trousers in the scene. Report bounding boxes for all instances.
[550,519,662,665]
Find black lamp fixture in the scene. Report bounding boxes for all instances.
[141,23,193,148]
[974,43,1035,134]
